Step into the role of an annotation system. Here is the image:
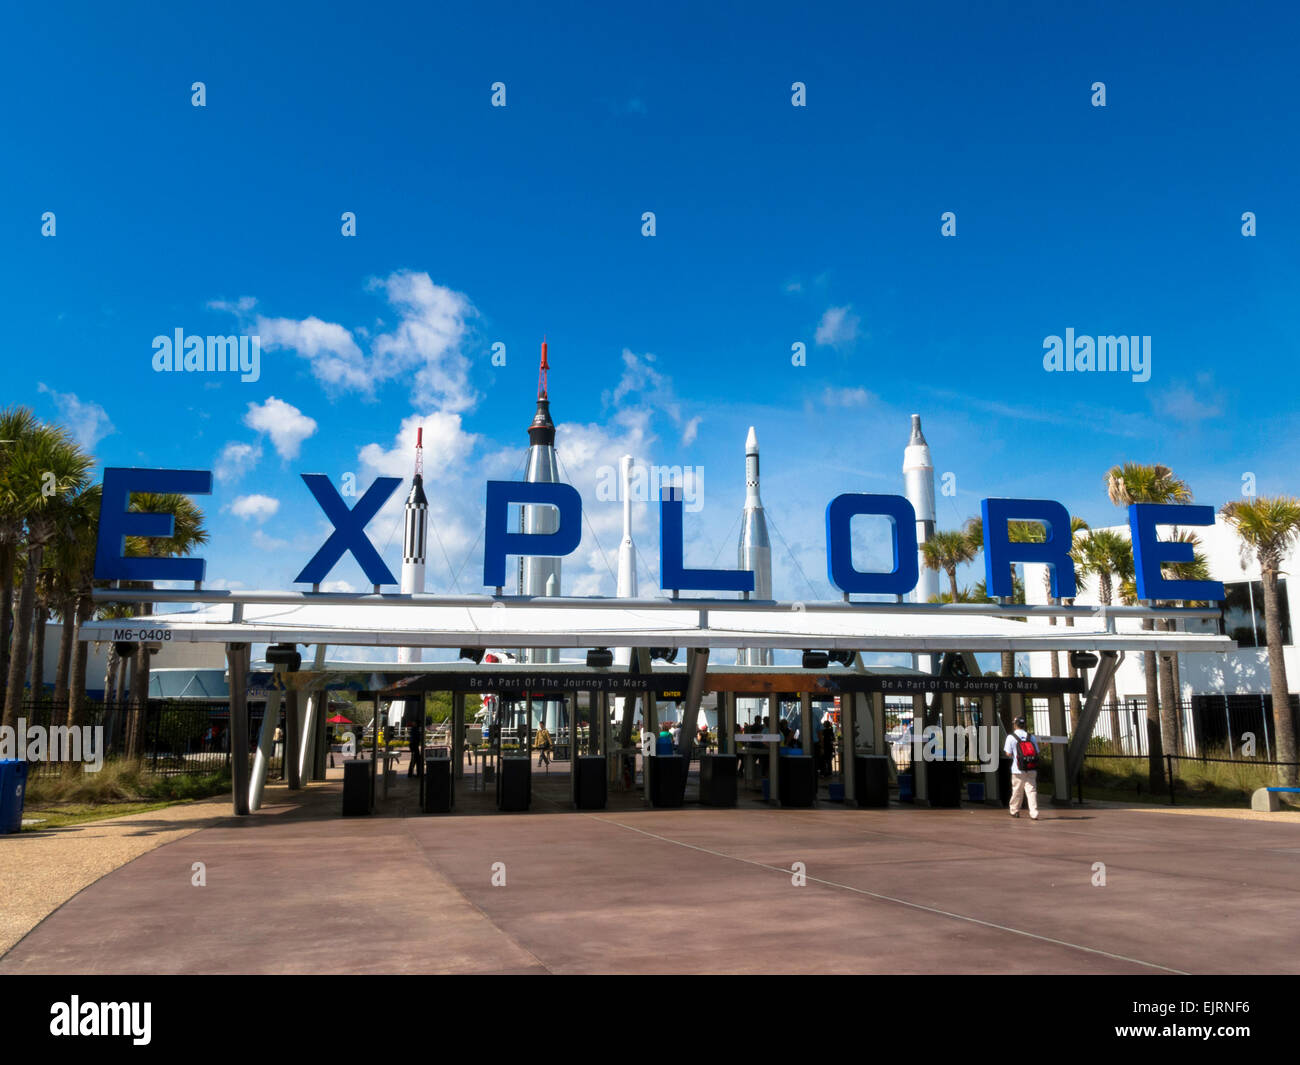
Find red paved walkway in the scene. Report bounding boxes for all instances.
[3,771,1298,974]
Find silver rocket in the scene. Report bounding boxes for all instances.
[397,427,427,665]
[518,341,563,727]
[518,339,562,614]
[737,426,772,666]
[903,413,938,605]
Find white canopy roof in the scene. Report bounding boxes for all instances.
[83,597,1235,655]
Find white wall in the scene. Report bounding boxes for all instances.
[1023,516,1300,701]
[34,621,227,695]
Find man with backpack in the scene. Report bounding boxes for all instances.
[1003,715,1040,820]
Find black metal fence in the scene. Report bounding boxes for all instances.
[17,699,282,778]
[1078,750,1299,804]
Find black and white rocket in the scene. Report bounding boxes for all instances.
[902,414,938,605]
[737,426,773,667]
[397,427,428,665]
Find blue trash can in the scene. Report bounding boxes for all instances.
[0,760,29,834]
[898,771,914,803]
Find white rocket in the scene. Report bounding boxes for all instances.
[903,413,938,605]
[611,455,637,725]
[737,427,773,667]
[398,427,427,665]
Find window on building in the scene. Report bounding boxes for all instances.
[1218,579,1291,647]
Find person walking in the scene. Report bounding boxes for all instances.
[818,718,836,777]
[534,722,553,767]
[1004,715,1040,820]
[406,715,424,778]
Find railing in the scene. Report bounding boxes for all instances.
[17,698,274,778]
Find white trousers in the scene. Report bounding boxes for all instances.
[1009,771,1038,816]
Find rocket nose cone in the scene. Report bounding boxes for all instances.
[745,426,759,453]
[908,414,927,446]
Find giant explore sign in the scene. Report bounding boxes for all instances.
[93,467,1226,603]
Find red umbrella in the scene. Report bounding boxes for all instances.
[327,714,354,724]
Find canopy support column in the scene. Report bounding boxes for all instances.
[767,694,780,805]
[1048,693,1071,805]
[453,691,465,780]
[911,693,928,803]
[723,691,736,755]
[682,647,709,759]
[981,695,1000,805]
[285,686,301,790]
[250,685,282,811]
[1066,651,1121,782]
[840,690,856,803]
[226,642,250,816]
[799,691,813,759]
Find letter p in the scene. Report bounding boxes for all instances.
[482,481,583,588]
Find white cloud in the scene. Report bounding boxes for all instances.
[368,271,478,411]
[821,386,874,408]
[256,315,369,391]
[1151,385,1222,423]
[37,384,114,449]
[815,305,860,349]
[320,579,356,593]
[214,441,262,483]
[358,410,478,483]
[229,494,280,522]
[234,271,478,408]
[252,529,290,551]
[243,397,318,460]
[207,296,258,316]
[604,349,704,446]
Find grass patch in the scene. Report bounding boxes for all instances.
[24,758,231,814]
[1078,750,1300,808]
[22,800,186,831]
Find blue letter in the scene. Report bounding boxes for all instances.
[1129,504,1224,601]
[825,494,918,595]
[94,467,212,581]
[295,474,401,586]
[981,498,1078,599]
[660,488,755,593]
[482,481,583,588]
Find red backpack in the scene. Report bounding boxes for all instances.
[1014,732,1039,772]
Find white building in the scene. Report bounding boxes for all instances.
[1024,516,1297,757]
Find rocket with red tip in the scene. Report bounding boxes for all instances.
[397,426,427,664]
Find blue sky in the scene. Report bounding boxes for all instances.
[5,1,1299,616]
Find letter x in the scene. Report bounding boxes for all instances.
[295,474,402,586]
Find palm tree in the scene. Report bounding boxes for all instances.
[65,486,105,736]
[1106,462,1192,790]
[1,421,92,729]
[1073,527,1133,745]
[1221,497,1300,785]
[123,492,208,756]
[45,484,101,717]
[929,587,983,604]
[922,529,979,604]
[1158,531,1214,754]
[0,406,42,700]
